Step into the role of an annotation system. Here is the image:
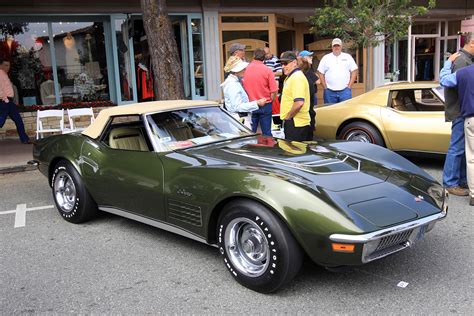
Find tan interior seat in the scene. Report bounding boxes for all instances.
[161,118,194,141]
[109,127,149,151]
[392,98,407,111]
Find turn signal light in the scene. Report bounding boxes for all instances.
[332,243,355,253]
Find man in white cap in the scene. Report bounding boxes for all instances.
[317,38,358,104]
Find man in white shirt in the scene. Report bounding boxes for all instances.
[317,38,358,104]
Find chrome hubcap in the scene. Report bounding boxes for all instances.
[225,217,270,277]
[53,171,76,213]
[345,130,372,143]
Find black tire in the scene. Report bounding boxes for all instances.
[339,121,385,146]
[51,160,97,224]
[217,199,303,293]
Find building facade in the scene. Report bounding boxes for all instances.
[0,0,473,107]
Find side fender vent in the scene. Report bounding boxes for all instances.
[168,199,202,227]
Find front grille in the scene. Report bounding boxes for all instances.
[375,229,413,252]
[367,243,409,262]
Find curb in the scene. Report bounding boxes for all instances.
[0,164,37,175]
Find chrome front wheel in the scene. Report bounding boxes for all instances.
[224,217,270,277]
[217,199,303,293]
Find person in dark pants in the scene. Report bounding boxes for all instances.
[297,53,318,140]
[441,33,474,196]
[243,48,278,136]
[0,58,30,144]
[278,51,311,142]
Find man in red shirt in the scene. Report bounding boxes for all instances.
[243,48,278,136]
[0,58,30,144]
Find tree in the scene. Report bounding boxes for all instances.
[140,0,184,100]
[309,0,435,89]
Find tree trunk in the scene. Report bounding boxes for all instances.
[140,0,184,100]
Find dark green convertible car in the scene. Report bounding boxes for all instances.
[33,100,448,293]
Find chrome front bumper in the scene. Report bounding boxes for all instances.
[329,204,447,263]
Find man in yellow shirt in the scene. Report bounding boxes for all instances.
[278,51,311,141]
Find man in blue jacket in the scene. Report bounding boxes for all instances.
[440,52,474,205]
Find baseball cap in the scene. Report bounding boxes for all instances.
[298,50,314,57]
[278,51,297,63]
[332,38,342,46]
[229,43,246,55]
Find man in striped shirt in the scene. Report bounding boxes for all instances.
[263,47,282,82]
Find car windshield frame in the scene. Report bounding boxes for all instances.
[432,86,445,103]
[144,106,254,152]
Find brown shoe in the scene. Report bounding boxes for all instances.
[446,186,469,196]
[460,183,469,189]
[470,198,474,206]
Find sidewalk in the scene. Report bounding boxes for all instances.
[0,140,36,174]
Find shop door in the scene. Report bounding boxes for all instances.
[411,36,439,81]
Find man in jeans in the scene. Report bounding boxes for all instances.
[0,58,30,144]
[440,53,474,204]
[317,38,358,104]
[243,48,278,136]
[441,33,474,196]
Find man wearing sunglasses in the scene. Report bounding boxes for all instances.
[278,51,311,141]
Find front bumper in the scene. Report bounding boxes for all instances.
[329,204,447,264]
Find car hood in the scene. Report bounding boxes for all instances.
[186,136,391,192]
[182,136,443,229]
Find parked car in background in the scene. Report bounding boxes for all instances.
[32,100,447,293]
[315,82,450,154]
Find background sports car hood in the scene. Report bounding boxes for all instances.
[188,136,391,192]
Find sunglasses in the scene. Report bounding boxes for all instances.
[281,60,294,66]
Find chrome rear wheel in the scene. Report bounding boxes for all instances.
[53,171,77,213]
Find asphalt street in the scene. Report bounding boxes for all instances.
[1,158,473,314]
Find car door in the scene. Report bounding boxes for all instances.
[381,88,451,153]
[80,123,166,221]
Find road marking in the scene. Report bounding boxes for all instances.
[0,204,54,228]
[14,204,27,228]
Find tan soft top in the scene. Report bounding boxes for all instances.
[82,100,219,139]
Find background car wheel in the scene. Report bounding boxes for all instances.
[339,122,385,146]
[51,160,98,224]
[217,199,303,293]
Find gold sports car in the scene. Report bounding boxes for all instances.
[314,82,451,154]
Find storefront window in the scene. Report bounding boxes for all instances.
[448,21,461,36]
[191,18,205,97]
[412,22,439,35]
[0,22,53,106]
[52,22,109,103]
[384,40,396,82]
[115,19,134,102]
[397,39,408,81]
[221,16,268,23]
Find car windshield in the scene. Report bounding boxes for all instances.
[146,106,252,152]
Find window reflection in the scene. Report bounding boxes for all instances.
[0,22,52,106]
[52,22,109,103]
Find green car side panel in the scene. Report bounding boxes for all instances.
[33,134,87,182]
[80,139,166,221]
